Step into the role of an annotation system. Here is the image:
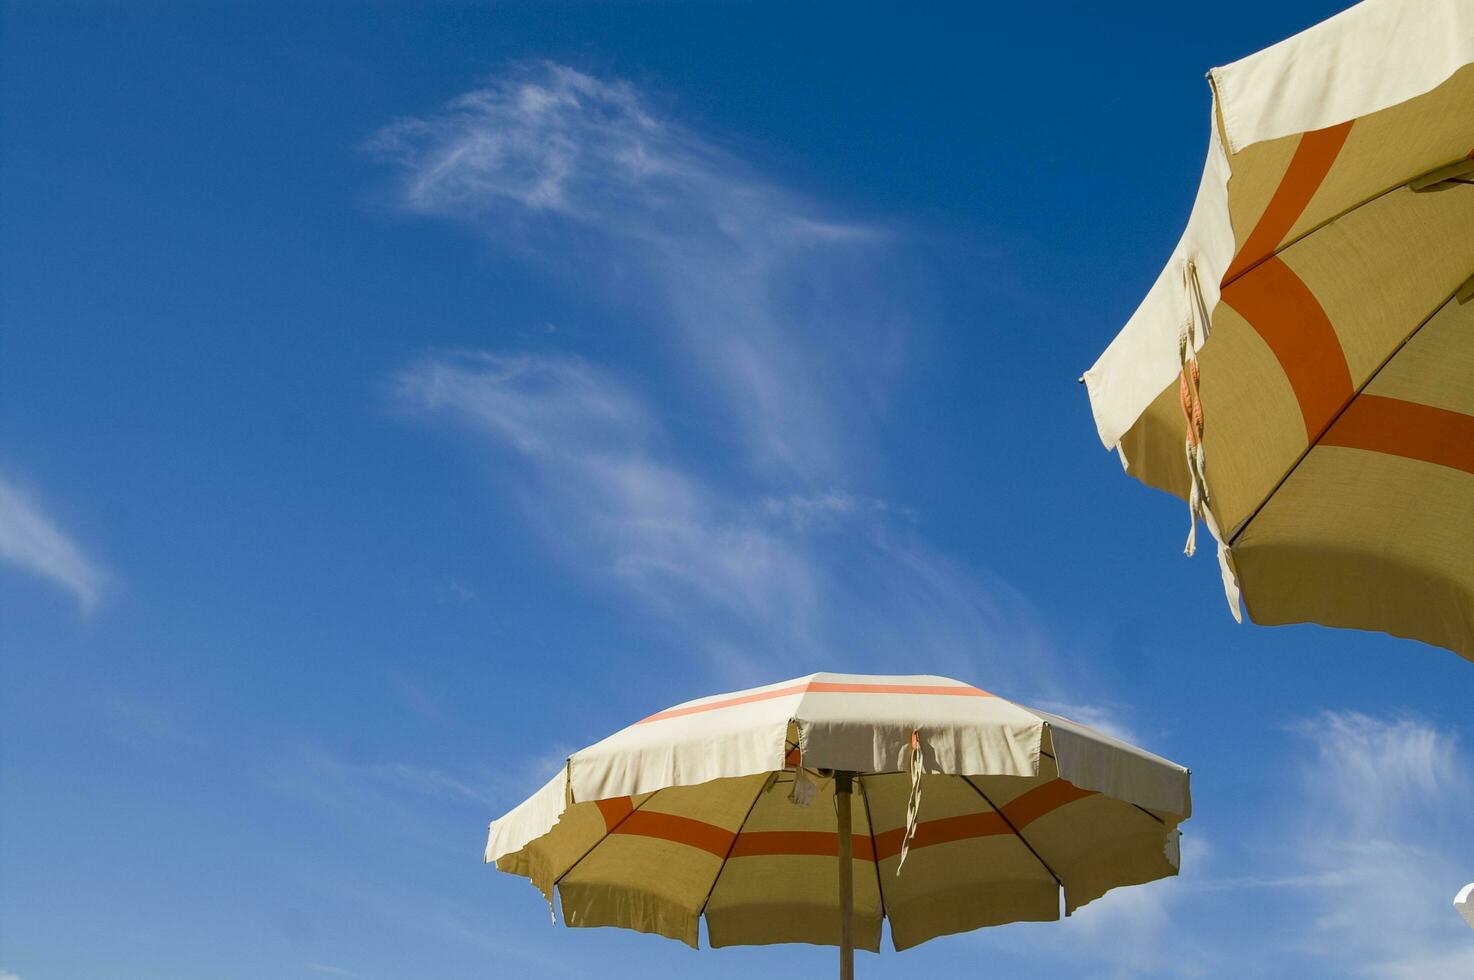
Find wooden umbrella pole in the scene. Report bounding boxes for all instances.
[835,771,855,980]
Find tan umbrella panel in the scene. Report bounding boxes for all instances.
[1083,0,1474,659]
[486,674,1190,954]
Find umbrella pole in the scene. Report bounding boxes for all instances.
[835,771,855,980]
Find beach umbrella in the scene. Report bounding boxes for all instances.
[1082,0,1474,659]
[484,673,1190,977]
[1457,883,1474,932]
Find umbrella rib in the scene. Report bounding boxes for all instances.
[1132,803,1166,826]
[696,772,773,920]
[1220,159,1471,291]
[1002,745,1161,819]
[961,776,1064,891]
[857,774,889,923]
[552,791,657,891]
[1038,746,1164,824]
[1227,276,1468,545]
[1033,747,1164,823]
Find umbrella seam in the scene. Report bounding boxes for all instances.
[1220,154,1473,291]
[857,774,889,923]
[960,776,1065,893]
[1041,743,1171,823]
[696,771,775,924]
[1227,274,1470,546]
[1132,803,1166,826]
[552,791,657,892]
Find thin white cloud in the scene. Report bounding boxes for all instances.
[372,66,1056,690]
[1059,835,1211,979]
[1288,711,1474,979]
[397,350,1054,691]
[356,762,495,809]
[261,745,498,866]
[289,862,578,977]
[372,63,903,479]
[0,472,103,613]
[762,490,891,532]
[431,580,477,605]
[967,829,1212,980]
[374,67,1072,697]
[962,711,1474,979]
[397,352,819,641]
[1030,700,1141,745]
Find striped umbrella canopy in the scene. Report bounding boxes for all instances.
[485,673,1190,976]
[1082,0,1474,659]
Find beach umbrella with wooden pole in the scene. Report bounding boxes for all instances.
[1082,0,1474,660]
[484,673,1191,976]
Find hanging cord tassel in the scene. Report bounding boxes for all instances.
[789,746,817,807]
[896,729,923,875]
[1179,261,1210,557]
[1180,362,1204,556]
[1179,260,1244,621]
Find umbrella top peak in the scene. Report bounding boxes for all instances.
[486,673,1194,959]
[628,672,999,727]
[487,673,1193,875]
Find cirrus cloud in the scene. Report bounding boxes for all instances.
[371,62,906,480]
[0,472,104,613]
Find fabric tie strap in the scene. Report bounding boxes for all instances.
[896,729,923,875]
[1179,260,1244,622]
[788,747,817,807]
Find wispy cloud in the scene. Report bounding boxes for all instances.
[1058,836,1212,979]
[1030,700,1141,744]
[968,829,1211,979]
[0,472,104,613]
[306,965,358,978]
[1287,711,1474,979]
[396,351,820,655]
[430,580,477,605]
[374,66,1073,696]
[1185,712,1474,979]
[973,710,1474,978]
[371,62,904,479]
[355,761,495,809]
[271,745,495,818]
[289,862,578,977]
[761,490,894,532]
[396,350,1053,689]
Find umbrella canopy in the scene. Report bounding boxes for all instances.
[1082,0,1474,659]
[486,673,1189,973]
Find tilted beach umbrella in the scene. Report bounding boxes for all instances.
[485,673,1190,977]
[1082,0,1474,659]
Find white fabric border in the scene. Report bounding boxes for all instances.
[1082,0,1474,453]
[485,673,1193,864]
[484,766,567,864]
[1212,0,1474,155]
[1027,707,1192,817]
[1082,122,1234,451]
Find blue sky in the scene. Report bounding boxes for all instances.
[2,2,1471,978]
